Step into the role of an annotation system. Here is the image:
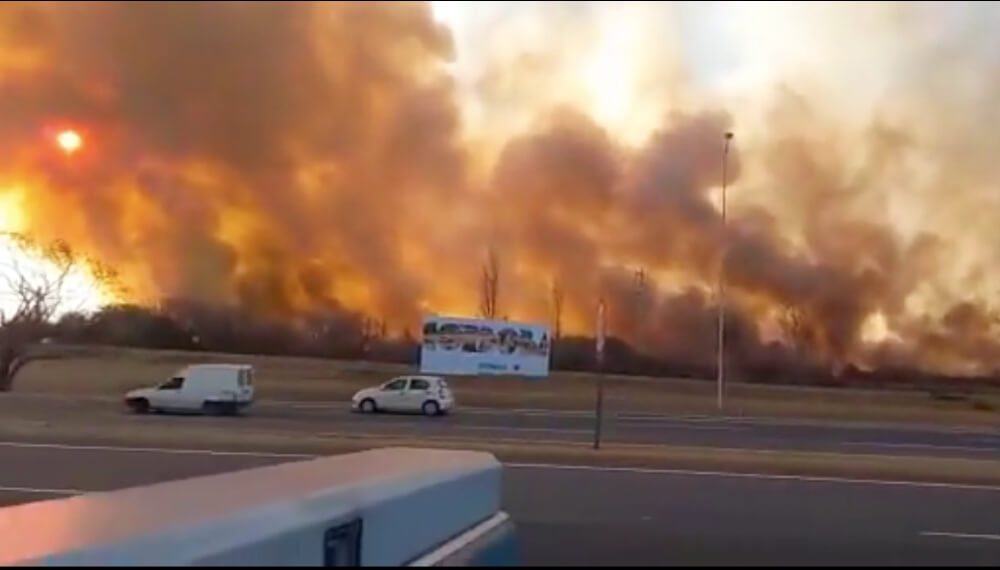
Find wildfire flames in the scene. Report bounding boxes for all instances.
[2,1,1000,376]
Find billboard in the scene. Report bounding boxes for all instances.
[419,315,551,378]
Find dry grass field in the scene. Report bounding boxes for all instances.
[12,344,1000,427]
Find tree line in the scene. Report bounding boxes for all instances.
[1,235,995,394]
[41,301,996,390]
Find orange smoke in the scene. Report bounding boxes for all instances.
[0,1,999,376]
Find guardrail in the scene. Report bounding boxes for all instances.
[0,447,516,566]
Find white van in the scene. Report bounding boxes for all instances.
[124,364,255,416]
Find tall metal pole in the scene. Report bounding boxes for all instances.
[716,131,734,412]
[593,298,607,450]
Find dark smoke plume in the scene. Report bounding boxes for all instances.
[2,1,1000,376]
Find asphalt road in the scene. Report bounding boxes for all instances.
[4,393,1000,460]
[2,441,1000,565]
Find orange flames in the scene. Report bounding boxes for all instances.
[1,1,1000,375]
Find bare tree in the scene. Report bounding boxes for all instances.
[779,304,817,363]
[401,326,415,344]
[359,317,382,355]
[551,278,564,341]
[630,268,649,346]
[479,247,499,320]
[0,234,110,391]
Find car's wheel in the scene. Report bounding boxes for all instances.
[360,399,377,413]
[422,400,441,416]
[127,398,150,414]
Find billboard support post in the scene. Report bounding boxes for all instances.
[593,372,605,450]
[593,299,607,450]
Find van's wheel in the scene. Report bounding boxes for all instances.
[127,398,150,414]
[422,400,441,417]
[359,399,377,414]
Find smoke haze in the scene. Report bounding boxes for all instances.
[2,1,1000,375]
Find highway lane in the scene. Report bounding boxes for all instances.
[3,442,1000,565]
[508,464,1000,565]
[3,393,1000,460]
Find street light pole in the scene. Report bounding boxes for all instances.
[716,131,734,412]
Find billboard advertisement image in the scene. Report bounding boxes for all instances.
[419,315,551,378]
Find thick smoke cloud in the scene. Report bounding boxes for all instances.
[0,0,467,322]
[2,1,1000,376]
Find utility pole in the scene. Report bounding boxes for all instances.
[716,131,734,412]
[593,298,607,450]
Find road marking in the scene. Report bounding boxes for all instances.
[409,512,512,567]
[845,442,1000,453]
[617,420,748,432]
[317,430,588,446]
[11,393,1000,437]
[618,413,718,422]
[507,463,1000,491]
[461,407,592,418]
[259,401,346,410]
[0,485,84,495]
[2,440,999,493]
[262,401,595,418]
[272,403,744,432]
[508,407,590,416]
[327,419,593,437]
[0,441,314,459]
[255,402,751,424]
[921,531,1000,541]
[450,425,591,435]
